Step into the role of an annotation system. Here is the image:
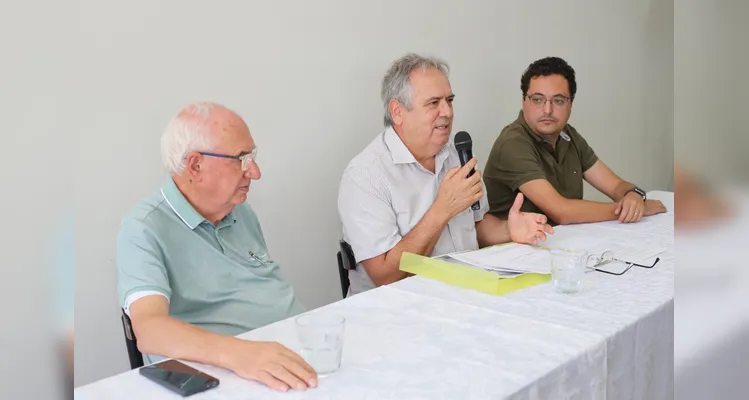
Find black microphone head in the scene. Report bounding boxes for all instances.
[454,131,472,150]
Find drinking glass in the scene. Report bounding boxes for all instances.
[550,249,588,294]
[295,313,345,376]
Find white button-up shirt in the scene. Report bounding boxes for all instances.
[338,127,489,294]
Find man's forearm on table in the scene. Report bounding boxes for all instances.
[134,315,240,368]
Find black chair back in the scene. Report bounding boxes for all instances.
[121,308,145,369]
[336,252,348,298]
[337,239,356,298]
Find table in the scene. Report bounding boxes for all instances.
[75,192,674,399]
[391,191,674,399]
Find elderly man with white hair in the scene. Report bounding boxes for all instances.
[116,102,317,392]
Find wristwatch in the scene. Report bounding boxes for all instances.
[625,186,647,200]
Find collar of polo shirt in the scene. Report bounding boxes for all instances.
[160,177,236,230]
[383,126,451,170]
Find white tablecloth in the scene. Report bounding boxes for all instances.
[75,192,674,400]
[392,193,674,399]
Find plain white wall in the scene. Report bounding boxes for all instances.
[75,0,673,387]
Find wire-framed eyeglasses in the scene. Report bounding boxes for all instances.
[586,251,660,276]
[526,94,571,108]
[198,148,258,171]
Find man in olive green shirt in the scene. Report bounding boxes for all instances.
[484,57,667,225]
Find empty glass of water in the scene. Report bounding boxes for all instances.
[551,249,588,294]
[295,313,345,377]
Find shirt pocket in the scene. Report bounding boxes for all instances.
[392,189,430,236]
[450,207,478,233]
[447,208,479,251]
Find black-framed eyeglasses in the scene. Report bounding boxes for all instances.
[587,251,660,276]
[525,94,571,108]
[197,148,257,171]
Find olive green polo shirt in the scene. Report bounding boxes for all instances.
[484,110,598,225]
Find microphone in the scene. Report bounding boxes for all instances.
[454,131,480,211]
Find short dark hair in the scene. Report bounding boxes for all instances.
[521,57,577,100]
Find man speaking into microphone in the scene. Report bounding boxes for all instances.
[337,53,555,295]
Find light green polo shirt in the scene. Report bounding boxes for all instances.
[116,177,304,363]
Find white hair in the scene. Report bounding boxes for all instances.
[381,53,450,127]
[160,102,219,175]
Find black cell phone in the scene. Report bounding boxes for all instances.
[139,359,220,397]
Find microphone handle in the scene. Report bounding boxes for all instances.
[459,148,475,177]
[459,149,480,210]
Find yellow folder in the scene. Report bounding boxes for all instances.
[399,252,551,296]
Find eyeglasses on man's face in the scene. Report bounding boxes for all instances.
[197,147,258,171]
[526,94,571,108]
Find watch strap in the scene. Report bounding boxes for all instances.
[625,186,647,200]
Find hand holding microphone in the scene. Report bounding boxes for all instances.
[433,131,483,220]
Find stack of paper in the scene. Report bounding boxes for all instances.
[442,244,552,275]
[437,239,668,276]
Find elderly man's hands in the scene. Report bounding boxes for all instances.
[225,340,318,392]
